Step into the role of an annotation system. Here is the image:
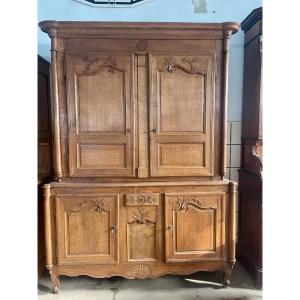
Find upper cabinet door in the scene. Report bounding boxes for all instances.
[149,55,215,177]
[66,54,136,177]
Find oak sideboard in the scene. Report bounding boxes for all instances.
[39,21,239,293]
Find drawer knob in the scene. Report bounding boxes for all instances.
[152,128,158,133]
[167,225,173,231]
[111,225,117,233]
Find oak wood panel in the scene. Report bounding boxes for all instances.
[149,54,215,177]
[165,192,226,262]
[66,54,136,177]
[55,194,119,265]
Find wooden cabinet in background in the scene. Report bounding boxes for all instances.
[39,21,239,293]
[38,55,53,277]
[238,7,263,288]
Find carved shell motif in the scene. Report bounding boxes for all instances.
[132,264,151,279]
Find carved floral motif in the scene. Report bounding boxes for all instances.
[132,264,152,279]
[128,206,154,225]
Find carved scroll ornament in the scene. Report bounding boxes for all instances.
[79,55,120,74]
[176,196,215,212]
[69,199,108,214]
[158,56,206,75]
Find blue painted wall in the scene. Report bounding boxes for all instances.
[38,0,262,121]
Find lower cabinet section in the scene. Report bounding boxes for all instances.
[44,181,237,293]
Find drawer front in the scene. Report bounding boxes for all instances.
[165,192,226,262]
[55,194,119,265]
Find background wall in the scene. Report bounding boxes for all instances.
[38,0,262,181]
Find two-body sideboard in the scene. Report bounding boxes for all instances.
[39,21,239,293]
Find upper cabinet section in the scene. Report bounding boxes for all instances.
[39,21,239,180]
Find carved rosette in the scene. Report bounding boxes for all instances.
[136,40,148,52]
[132,264,151,279]
[132,194,154,206]
[126,194,159,206]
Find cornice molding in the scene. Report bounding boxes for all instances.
[39,21,239,40]
[241,7,262,33]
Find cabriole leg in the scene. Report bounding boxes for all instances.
[49,267,60,294]
[223,263,235,288]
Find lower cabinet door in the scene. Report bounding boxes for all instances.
[165,192,226,262]
[55,194,119,265]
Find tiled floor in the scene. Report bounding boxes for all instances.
[38,262,262,300]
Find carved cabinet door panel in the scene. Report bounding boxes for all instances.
[66,54,136,177]
[149,55,215,177]
[165,193,225,262]
[56,194,119,265]
[124,193,162,263]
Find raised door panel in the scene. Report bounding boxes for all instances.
[149,55,215,177]
[165,193,225,262]
[124,194,161,262]
[56,194,119,265]
[66,54,136,177]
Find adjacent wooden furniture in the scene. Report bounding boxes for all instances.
[38,55,53,276]
[39,21,239,293]
[238,8,262,288]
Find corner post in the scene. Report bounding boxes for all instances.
[224,181,237,287]
[220,28,232,180]
[49,28,62,180]
[229,181,237,265]
[44,184,60,293]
